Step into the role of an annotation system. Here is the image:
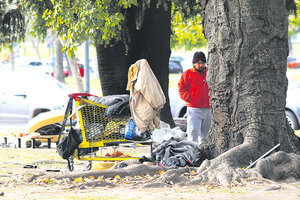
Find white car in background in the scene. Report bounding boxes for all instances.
[24,59,53,75]
[0,71,71,124]
[14,57,53,74]
[286,77,300,130]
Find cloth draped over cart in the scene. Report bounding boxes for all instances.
[126,59,166,132]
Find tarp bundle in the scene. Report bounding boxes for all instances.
[88,94,130,117]
[160,146,204,167]
[153,139,204,167]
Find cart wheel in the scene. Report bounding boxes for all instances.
[86,161,92,171]
[68,163,74,171]
[67,158,74,171]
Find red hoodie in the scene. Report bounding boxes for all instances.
[178,67,210,108]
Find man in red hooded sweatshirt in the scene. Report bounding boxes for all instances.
[178,51,212,144]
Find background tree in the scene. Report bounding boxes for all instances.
[54,33,65,83]
[0,0,25,71]
[170,0,206,50]
[35,0,174,125]
[22,0,83,90]
[0,1,25,49]
[288,0,300,53]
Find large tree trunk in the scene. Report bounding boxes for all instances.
[95,0,174,126]
[193,0,300,183]
[96,41,132,95]
[96,4,136,96]
[139,0,174,127]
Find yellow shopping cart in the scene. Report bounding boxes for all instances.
[66,93,152,171]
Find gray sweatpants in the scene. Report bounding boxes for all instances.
[186,107,212,144]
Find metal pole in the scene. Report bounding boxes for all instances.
[245,143,280,171]
[10,43,15,71]
[84,40,90,93]
[52,40,55,75]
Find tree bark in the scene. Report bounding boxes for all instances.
[54,36,65,83]
[139,0,174,127]
[200,0,300,164]
[95,0,174,126]
[32,39,40,59]
[96,41,132,96]
[59,38,84,92]
[67,55,84,93]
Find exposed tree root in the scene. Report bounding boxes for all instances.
[31,148,300,188]
[68,180,116,189]
[178,150,300,186]
[250,151,300,182]
[144,167,198,188]
[174,143,299,186]
[176,143,255,186]
[35,163,165,182]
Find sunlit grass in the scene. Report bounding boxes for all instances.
[63,70,300,97]
[0,148,66,175]
[0,148,61,162]
[287,68,300,82]
[63,69,300,94]
[169,73,181,88]
[65,77,102,96]
[64,74,181,96]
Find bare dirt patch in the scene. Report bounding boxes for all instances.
[0,147,300,200]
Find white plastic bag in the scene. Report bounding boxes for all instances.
[152,121,186,144]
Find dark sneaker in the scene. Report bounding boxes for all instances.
[132,131,151,141]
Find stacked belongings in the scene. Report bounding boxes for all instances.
[88,94,131,117]
[125,59,166,141]
[86,59,166,142]
[56,60,165,171]
[87,94,131,139]
[153,139,204,167]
